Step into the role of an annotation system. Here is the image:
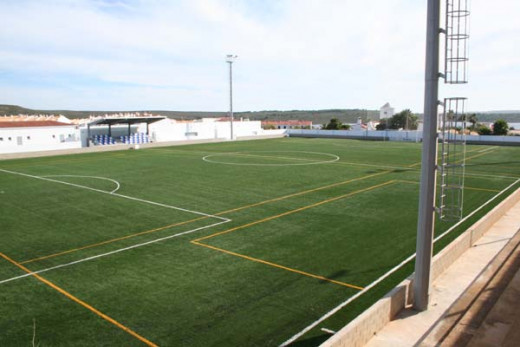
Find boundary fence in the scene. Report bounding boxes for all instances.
[288,129,520,146]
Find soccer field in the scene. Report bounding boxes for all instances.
[1,137,519,346]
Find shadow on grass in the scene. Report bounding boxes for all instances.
[289,333,331,347]
[321,269,348,282]
[319,265,394,286]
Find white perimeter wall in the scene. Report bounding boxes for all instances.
[288,129,520,145]
[149,120,264,142]
[0,126,82,154]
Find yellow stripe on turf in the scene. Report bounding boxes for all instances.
[192,241,364,290]
[194,180,396,243]
[20,216,208,264]
[395,179,501,193]
[0,252,158,347]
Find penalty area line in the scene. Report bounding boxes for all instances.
[0,168,228,222]
[0,219,231,286]
[42,174,121,194]
[21,170,392,265]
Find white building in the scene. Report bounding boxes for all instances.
[0,121,81,154]
[0,114,275,154]
[149,118,263,142]
[78,116,267,146]
[380,103,395,120]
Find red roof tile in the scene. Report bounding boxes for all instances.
[0,121,72,128]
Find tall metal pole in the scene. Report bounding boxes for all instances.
[414,0,441,311]
[226,54,237,140]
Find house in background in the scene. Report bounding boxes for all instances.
[0,118,81,154]
[380,103,395,120]
[349,117,378,131]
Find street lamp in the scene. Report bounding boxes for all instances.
[226,54,237,140]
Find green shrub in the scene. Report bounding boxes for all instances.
[477,124,492,135]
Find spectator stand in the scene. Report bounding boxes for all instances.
[86,116,165,147]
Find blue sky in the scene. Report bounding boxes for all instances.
[0,0,518,112]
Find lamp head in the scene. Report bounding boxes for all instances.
[226,54,238,63]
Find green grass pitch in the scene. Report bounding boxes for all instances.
[0,137,519,346]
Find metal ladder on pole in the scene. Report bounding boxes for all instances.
[438,0,470,221]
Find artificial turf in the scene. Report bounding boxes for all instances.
[0,137,519,346]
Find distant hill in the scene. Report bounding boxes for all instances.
[1,104,519,125]
[473,112,520,123]
[0,104,379,125]
[235,109,380,125]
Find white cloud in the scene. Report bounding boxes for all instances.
[0,0,518,112]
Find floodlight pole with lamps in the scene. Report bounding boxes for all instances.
[226,54,237,140]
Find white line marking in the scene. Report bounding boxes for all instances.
[280,178,520,346]
[432,178,520,243]
[339,161,415,171]
[320,328,336,335]
[478,147,496,153]
[0,219,231,285]
[203,151,340,166]
[41,175,121,194]
[464,172,519,180]
[0,168,228,221]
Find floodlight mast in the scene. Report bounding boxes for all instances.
[226,54,238,140]
[414,0,441,311]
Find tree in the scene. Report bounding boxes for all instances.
[493,119,509,136]
[388,109,418,130]
[376,119,388,130]
[477,124,492,135]
[262,123,276,130]
[324,118,343,130]
[467,113,478,130]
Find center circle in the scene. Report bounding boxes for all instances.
[202,151,339,166]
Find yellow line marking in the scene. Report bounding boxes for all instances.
[407,145,492,168]
[20,171,392,264]
[0,252,157,347]
[457,148,497,164]
[20,216,207,264]
[332,161,415,170]
[193,180,396,243]
[466,146,493,154]
[395,179,501,193]
[191,181,396,290]
[210,152,323,163]
[463,186,502,193]
[213,170,392,215]
[192,241,364,290]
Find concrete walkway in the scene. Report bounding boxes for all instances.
[365,199,520,346]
